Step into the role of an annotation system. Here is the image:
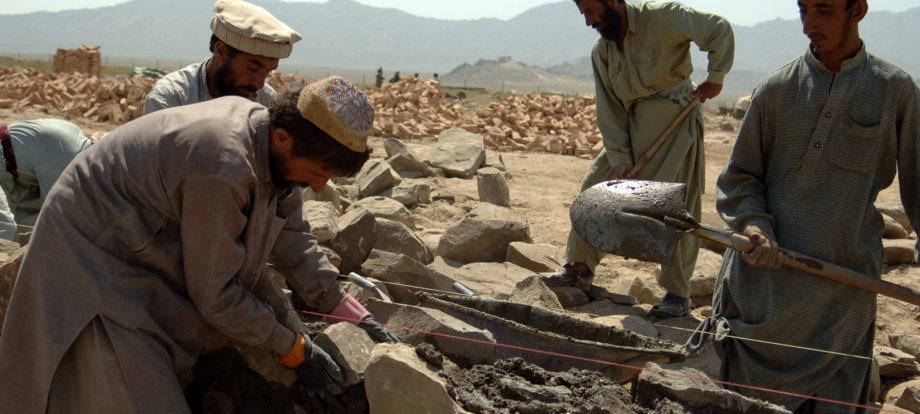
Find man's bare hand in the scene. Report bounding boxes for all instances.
[692,81,723,103]
[742,225,783,269]
[613,162,635,179]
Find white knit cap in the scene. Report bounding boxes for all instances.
[210,0,302,59]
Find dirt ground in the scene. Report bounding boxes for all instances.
[2,91,918,410]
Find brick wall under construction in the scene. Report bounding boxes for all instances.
[53,45,102,78]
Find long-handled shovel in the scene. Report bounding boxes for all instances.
[569,179,920,307]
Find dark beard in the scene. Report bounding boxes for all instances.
[597,3,623,41]
[269,152,295,189]
[213,61,258,100]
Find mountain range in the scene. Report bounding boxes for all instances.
[1,0,917,98]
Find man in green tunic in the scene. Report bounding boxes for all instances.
[686,0,920,411]
[547,0,734,317]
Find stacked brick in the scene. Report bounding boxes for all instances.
[0,67,155,124]
[365,78,603,157]
[53,45,102,77]
[0,68,603,157]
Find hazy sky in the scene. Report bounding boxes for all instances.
[5,0,918,26]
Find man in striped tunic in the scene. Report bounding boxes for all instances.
[687,0,920,411]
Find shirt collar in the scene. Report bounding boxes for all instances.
[805,41,867,74]
[199,58,213,101]
[625,2,638,35]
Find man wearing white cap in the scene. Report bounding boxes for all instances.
[143,0,301,115]
[0,77,395,412]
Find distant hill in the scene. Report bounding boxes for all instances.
[0,1,917,96]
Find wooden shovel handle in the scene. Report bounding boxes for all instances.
[632,97,701,175]
[689,226,920,307]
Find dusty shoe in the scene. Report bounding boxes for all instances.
[649,293,692,318]
[541,265,593,291]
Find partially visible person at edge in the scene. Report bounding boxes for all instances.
[0,119,92,241]
[685,0,919,411]
[545,0,734,318]
[143,0,300,115]
[0,76,398,413]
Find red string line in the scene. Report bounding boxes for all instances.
[302,310,884,412]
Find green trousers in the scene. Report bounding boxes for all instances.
[566,99,703,298]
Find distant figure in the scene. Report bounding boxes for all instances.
[0,119,92,240]
[413,73,419,78]
[389,71,400,83]
[143,0,302,114]
[375,67,384,87]
[433,73,439,81]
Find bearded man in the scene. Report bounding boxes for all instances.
[686,0,920,411]
[143,0,300,114]
[547,0,734,318]
[0,77,397,413]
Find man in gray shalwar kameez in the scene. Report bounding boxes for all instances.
[0,76,395,413]
[686,0,920,411]
[143,0,300,115]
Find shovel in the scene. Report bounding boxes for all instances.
[569,179,920,307]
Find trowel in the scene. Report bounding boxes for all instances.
[570,179,920,307]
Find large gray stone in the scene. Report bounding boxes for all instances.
[689,249,722,298]
[384,139,437,177]
[356,159,402,197]
[302,181,342,212]
[314,322,377,387]
[885,239,918,265]
[628,276,666,305]
[508,275,564,310]
[360,249,457,304]
[330,207,377,274]
[886,379,920,406]
[482,149,506,171]
[889,333,920,360]
[448,261,534,299]
[374,218,432,264]
[0,243,28,333]
[505,242,562,273]
[878,201,913,236]
[302,200,338,243]
[476,167,509,207]
[884,213,910,239]
[379,181,431,207]
[876,346,920,378]
[414,128,486,178]
[896,386,920,413]
[636,362,790,413]
[365,300,495,366]
[350,196,415,229]
[436,203,531,263]
[364,343,469,414]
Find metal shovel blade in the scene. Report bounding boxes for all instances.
[569,180,693,264]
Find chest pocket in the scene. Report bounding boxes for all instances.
[827,117,881,174]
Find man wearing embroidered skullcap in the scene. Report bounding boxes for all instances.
[0,77,398,412]
[0,119,92,241]
[143,0,302,115]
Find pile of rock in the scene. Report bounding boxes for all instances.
[364,77,603,158]
[0,66,155,124]
[53,44,102,77]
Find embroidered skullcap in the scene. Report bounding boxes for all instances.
[297,76,374,153]
[210,0,302,59]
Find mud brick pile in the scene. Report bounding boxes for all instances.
[0,66,155,124]
[53,44,102,77]
[366,77,603,158]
